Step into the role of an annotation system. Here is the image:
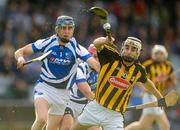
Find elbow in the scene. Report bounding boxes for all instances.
[95,62,100,72]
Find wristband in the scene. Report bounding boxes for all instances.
[17,56,24,61]
[158,98,167,107]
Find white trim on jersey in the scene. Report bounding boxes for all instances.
[43,58,56,78]
[70,62,98,101]
[44,39,59,53]
[40,64,77,83]
[41,67,55,79]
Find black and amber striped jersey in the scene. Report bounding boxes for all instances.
[95,45,147,113]
[143,59,175,95]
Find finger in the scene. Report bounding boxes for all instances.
[17,61,24,69]
[112,43,117,48]
[17,63,22,69]
[106,36,115,42]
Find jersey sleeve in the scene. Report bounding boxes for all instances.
[32,36,56,53]
[168,62,176,82]
[98,45,119,65]
[137,65,148,83]
[32,39,46,53]
[169,63,174,74]
[77,44,91,61]
[71,38,91,61]
[76,63,87,84]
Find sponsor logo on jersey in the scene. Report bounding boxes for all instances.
[49,57,71,65]
[108,76,130,90]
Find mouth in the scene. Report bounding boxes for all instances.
[122,55,134,62]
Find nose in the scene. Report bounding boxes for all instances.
[64,28,69,33]
[127,49,131,54]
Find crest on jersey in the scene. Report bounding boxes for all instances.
[65,52,72,60]
[108,76,130,90]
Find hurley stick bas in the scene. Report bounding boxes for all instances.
[88,6,116,48]
[126,90,179,111]
[23,50,52,66]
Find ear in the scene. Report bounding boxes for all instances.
[120,41,125,54]
[55,26,59,34]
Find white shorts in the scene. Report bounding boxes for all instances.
[68,100,86,118]
[34,82,70,115]
[78,100,124,130]
[142,93,164,115]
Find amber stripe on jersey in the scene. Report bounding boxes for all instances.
[95,60,145,113]
[143,59,174,95]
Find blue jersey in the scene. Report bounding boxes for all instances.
[70,62,98,102]
[32,35,91,89]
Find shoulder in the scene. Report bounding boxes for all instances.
[79,62,89,69]
[165,60,173,67]
[79,62,87,67]
[70,37,77,43]
[37,35,57,45]
[45,35,57,42]
[69,37,82,49]
[135,62,146,71]
[142,59,153,67]
[78,62,89,73]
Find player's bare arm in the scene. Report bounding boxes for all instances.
[14,44,34,69]
[77,82,95,101]
[141,78,163,100]
[86,57,100,72]
[93,36,115,52]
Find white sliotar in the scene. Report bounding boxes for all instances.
[103,23,111,30]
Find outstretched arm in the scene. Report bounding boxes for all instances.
[93,36,115,52]
[142,79,163,100]
[14,44,34,69]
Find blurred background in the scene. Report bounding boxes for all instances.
[0,0,179,129]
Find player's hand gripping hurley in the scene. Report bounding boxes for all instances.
[88,7,116,48]
[23,50,52,66]
[126,90,179,111]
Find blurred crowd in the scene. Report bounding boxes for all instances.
[0,0,179,129]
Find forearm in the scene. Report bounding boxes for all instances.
[14,44,33,60]
[93,37,106,51]
[84,91,95,101]
[77,82,95,101]
[86,57,100,72]
[14,48,24,60]
[144,79,163,100]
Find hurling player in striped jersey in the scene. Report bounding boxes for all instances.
[14,15,100,130]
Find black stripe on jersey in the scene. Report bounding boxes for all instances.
[98,62,116,87]
[120,93,130,112]
[129,66,138,84]
[98,64,120,102]
[112,90,126,111]
[103,87,118,107]
[99,62,122,101]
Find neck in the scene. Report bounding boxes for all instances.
[122,60,134,67]
[58,39,66,46]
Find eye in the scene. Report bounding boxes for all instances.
[131,47,137,52]
[61,26,66,30]
[68,26,73,29]
[125,45,129,49]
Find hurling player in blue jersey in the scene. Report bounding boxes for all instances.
[14,15,100,130]
[61,44,101,130]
